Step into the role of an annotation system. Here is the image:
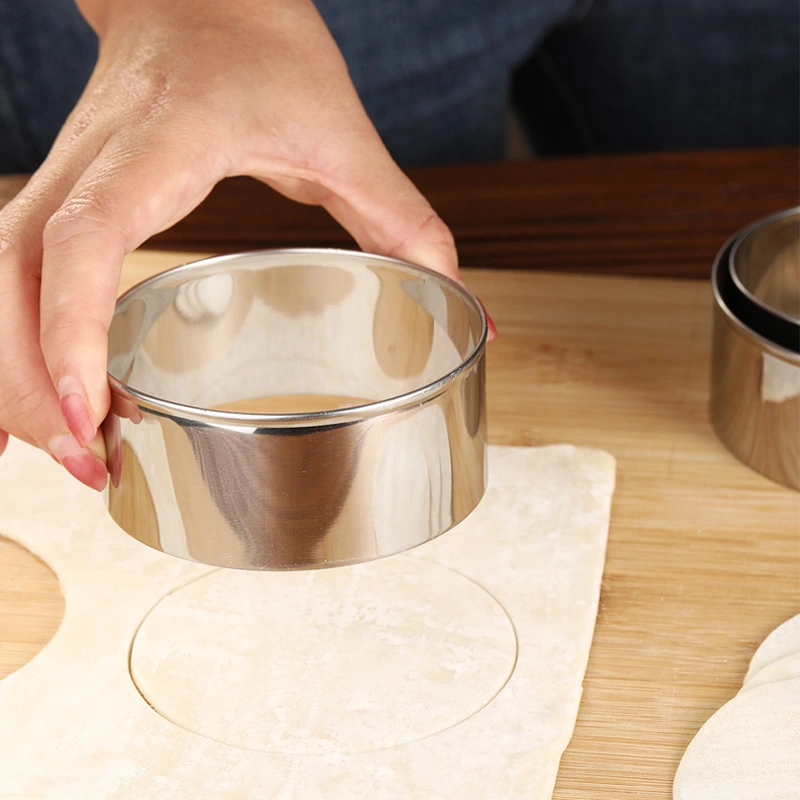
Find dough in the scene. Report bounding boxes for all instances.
[741,651,800,693]
[673,679,800,800]
[0,440,615,800]
[130,558,517,754]
[744,614,800,683]
[674,615,800,800]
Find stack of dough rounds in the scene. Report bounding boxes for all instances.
[673,614,800,799]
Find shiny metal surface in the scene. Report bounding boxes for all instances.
[710,220,800,491]
[731,207,800,326]
[104,249,488,569]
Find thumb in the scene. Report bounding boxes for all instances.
[260,126,462,283]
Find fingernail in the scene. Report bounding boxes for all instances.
[486,313,497,340]
[48,432,84,463]
[58,376,96,448]
[62,453,108,492]
[477,298,498,341]
[87,430,107,462]
[47,433,108,492]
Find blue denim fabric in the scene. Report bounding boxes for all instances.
[0,0,797,173]
[0,0,97,172]
[0,0,577,171]
[517,0,800,153]
[316,0,581,164]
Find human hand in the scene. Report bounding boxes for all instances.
[0,0,464,488]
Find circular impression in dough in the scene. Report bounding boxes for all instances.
[130,556,517,755]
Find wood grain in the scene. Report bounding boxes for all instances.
[467,267,800,797]
[0,537,64,680]
[0,148,798,795]
[1,149,797,278]
[111,251,800,797]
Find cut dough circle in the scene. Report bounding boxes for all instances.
[744,614,800,684]
[741,651,800,693]
[673,679,800,800]
[130,556,517,756]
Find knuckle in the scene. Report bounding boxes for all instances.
[40,311,110,377]
[0,231,20,264]
[63,60,172,147]
[139,67,173,119]
[0,234,39,300]
[42,190,124,252]
[420,212,456,250]
[43,194,104,244]
[2,373,50,421]
[387,211,456,257]
[40,305,107,349]
[115,56,175,125]
[61,99,101,150]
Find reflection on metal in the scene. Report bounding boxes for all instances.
[104,250,488,569]
[710,209,800,491]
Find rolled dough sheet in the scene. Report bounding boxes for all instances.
[0,439,616,800]
[674,616,800,800]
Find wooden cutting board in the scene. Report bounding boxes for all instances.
[2,250,798,799]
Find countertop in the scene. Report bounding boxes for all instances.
[1,148,798,798]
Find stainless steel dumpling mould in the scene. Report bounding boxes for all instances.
[103,249,488,569]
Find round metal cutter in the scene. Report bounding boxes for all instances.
[103,249,488,569]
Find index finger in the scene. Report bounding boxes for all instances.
[38,132,220,445]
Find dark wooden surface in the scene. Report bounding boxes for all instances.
[1,148,797,277]
[148,147,799,277]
